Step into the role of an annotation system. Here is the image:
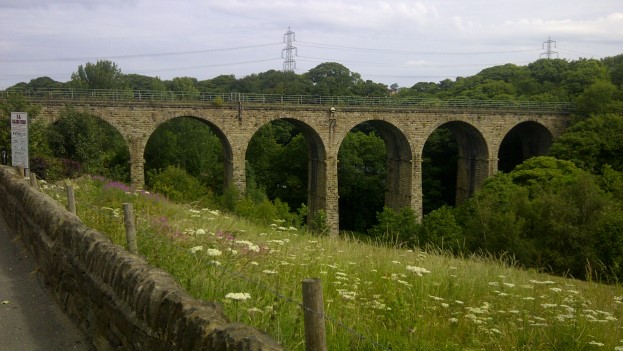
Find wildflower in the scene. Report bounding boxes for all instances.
[195,229,206,235]
[337,290,357,300]
[236,240,260,252]
[263,270,278,274]
[406,265,431,276]
[529,279,556,285]
[371,300,387,310]
[449,318,458,323]
[225,292,251,301]
[206,248,222,257]
[189,246,203,254]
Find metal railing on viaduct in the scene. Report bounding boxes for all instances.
[1,88,574,113]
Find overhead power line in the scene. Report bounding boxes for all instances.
[0,43,283,63]
[297,41,541,55]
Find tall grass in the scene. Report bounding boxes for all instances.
[41,177,623,350]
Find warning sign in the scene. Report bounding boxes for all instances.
[11,112,29,169]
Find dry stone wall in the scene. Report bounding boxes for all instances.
[0,166,282,351]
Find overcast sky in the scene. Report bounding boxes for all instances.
[1,0,622,90]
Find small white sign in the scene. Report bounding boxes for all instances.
[11,112,29,169]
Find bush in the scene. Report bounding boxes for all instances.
[420,206,463,253]
[147,165,207,202]
[368,207,420,245]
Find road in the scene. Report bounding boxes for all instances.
[0,214,94,351]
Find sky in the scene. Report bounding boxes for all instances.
[1,0,622,90]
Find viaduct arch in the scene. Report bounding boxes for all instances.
[35,101,569,234]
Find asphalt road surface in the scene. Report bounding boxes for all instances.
[0,214,94,351]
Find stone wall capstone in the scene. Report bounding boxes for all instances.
[0,166,282,351]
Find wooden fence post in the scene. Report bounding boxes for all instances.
[123,203,138,254]
[66,185,76,215]
[302,278,327,351]
[29,172,39,189]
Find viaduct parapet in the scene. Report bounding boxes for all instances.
[28,97,570,233]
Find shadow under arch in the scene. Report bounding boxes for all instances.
[424,121,489,205]
[365,120,413,210]
[245,117,327,227]
[144,115,234,191]
[337,120,413,231]
[498,121,554,173]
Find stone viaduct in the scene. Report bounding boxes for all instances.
[30,96,570,233]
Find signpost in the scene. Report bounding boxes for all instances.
[11,112,29,170]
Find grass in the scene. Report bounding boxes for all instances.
[40,176,623,350]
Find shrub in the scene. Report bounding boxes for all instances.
[147,165,207,202]
[420,206,463,253]
[368,207,420,245]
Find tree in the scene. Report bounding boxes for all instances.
[126,74,167,91]
[166,77,199,97]
[562,58,608,96]
[304,62,362,96]
[422,127,458,213]
[69,60,126,90]
[47,108,129,180]
[528,58,569,85]
[368,207,420,244]
[458,156,623,280]
[338,130,386,232]
[144,118,224,193]
[602,53,623,87]
[197,75,237,93]
[245,120,308,208]
[419,206,463,253]
[351,80,389,97]
[550,114,623,173]
[575,81,623,116]
[25,76,65,90]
